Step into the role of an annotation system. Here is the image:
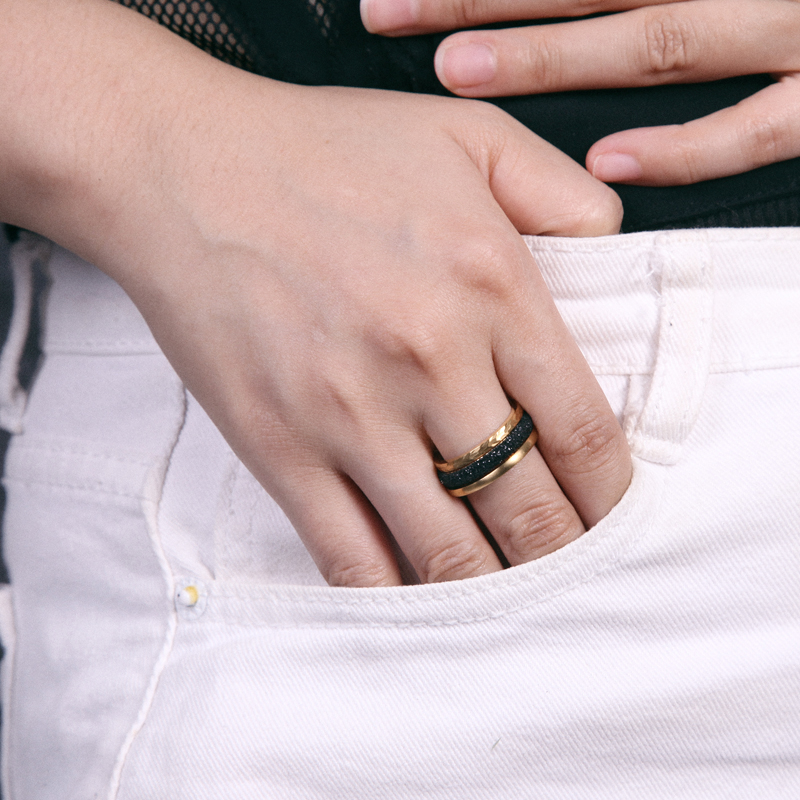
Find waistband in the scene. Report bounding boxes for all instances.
[525,227,800,376]
[33,227,800,375]
[2,227,799,467]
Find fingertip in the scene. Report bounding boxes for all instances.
[284,471,406,587]
[587,126,685,186]
[361,0,419,34]
[542,182,623,238]
[436,38,498,93]
[583,183,624,236]
[310,529,405,586]
[324,556,404,588]
[588,151,644,184]
[433,41,452,90]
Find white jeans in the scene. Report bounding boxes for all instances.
[1,229,799,798]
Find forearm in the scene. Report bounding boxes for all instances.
[0,0,228,270]
[0,1,631,587]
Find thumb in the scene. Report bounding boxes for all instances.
[451,102,624,237]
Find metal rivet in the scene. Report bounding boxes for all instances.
[177,584,199,607]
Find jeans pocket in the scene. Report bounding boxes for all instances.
[114,459,665,799]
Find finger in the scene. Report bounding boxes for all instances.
[433,0,800,97]
[348,438,505,583]
[430,396,587,565]
[449,101,623,236]
[492,263,632,527]
[469,446,586,563]
[587,75,800,185]
[421,354,586,565]
[360,0,682,36]
[449,106,631,532]
[268,466,405,587]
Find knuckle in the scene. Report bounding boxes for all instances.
[551,407,626,477]
[450,236,523,304]
[522,35,562,91]
[370,308,452,374]
[446,0,485,27]
[324,556,396,588]
[740,114,791,165]
[679,143,706,185]
[418,537,490,583]
[365,232,523,379]
[369,234,526,377]
[663,131,705,185]
[455,100,514,167]
[641,9,700,75]
[571,0,610,15]
[503,497,581,560]
[315,372,369,433]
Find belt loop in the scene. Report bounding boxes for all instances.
[626,231,714,465]
[0,233,51,434]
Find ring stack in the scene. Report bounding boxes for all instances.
[434,402,538,497]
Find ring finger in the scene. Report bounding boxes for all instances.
[426,389,586,567]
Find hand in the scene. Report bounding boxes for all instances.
[2,0,631,586]
[361,0,800,185]
[133,79,631,587]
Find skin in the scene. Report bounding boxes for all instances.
[361,0,800,185]
[0,0,631,586]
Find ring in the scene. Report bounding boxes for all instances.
[434,402,538,497]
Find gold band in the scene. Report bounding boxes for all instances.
[447,429,538,497]
[434,402,524,473]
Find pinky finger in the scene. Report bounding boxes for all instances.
[586,74,800,186]
[279,469,404,587]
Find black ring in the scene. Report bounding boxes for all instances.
[436,412,535,492]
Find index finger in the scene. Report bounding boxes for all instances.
[360,0,683,36]
[432,0,800,97]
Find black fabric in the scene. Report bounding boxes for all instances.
[117,0,258,71]
[113,1,800,231]
[491,77,800,232]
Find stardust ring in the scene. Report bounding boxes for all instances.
[434,402,538,497]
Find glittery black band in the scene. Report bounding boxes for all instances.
[437,412,535,491]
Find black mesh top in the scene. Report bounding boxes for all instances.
[115,0,800,232]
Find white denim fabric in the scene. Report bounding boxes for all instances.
[1,229,799,798]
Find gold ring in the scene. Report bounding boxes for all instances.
[434,402,524,473]
[447,429,538,497]
[434,402,537,497]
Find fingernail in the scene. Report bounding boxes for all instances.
[360,0,418,33]
[439,43,497,89]
[590,153,643,183]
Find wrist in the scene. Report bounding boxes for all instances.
[0,0,238,275]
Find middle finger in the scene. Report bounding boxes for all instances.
[362,0,684,36]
